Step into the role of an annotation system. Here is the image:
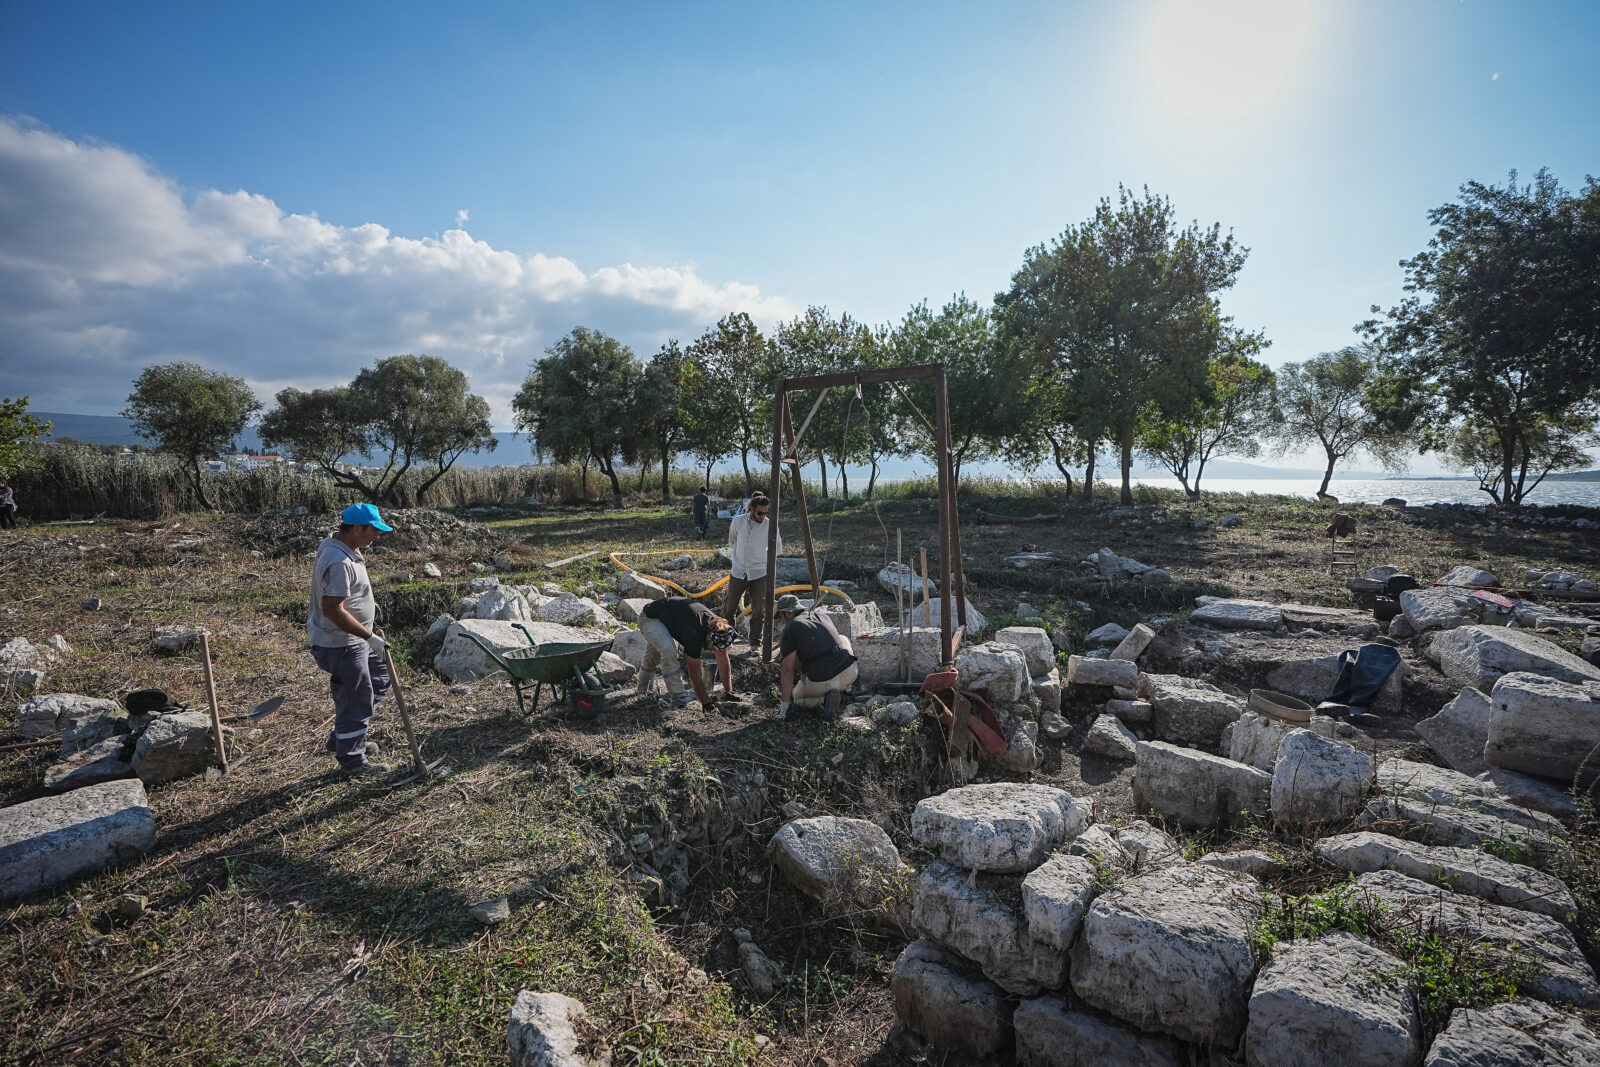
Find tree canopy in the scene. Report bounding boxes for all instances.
[1364,169,1600,507]
[687,313,774,494]
[1270,346,1406,498]
[261,355,495,505]
[125,362,260,510]
[513,327,641,507]
[0,396,53,477]
[995,185,1251,504]
[632,341,690,503]
[1137,335,1273,498]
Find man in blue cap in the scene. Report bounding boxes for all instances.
[308,503,395,775]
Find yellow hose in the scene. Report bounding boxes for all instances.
[608,548,854,618]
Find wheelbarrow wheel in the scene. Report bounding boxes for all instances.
[568,689,605,720]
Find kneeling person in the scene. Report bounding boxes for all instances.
[637,595,736,708]
[774,594,858,720]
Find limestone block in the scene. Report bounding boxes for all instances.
[132,712,226,785]
[1083,714,1138,761]
[1032,669,1062,715]
[1070,864,1261,1045]
[853,626,944,686]
[617,571,669,601]
[1139,674,1245,746]
[1066,655,1140,689]
[1485,672,1600,783]
[996,626,1056,676]
[1109,623,1158,662]
[1266,653,1402,716]
[1316,831,1575,920]
[1190,599,1284,630]
[769,816,908,920]
[1427,627,1600,691]
[1354,870,1600,1009]
[1021,853,1099,951]
[1270,730,1373,831]
[1244,933,1421,1067]
[0,780,156,902]
[911,783,1089,873]
[1134,741,1271,830]
[912,860,1065,995]
[1400,587,1476,632]
[1416,687,1493,776]
[1014,997,1182,1067]
[508,991,603,1067]
[1423,998,1600,1066]
[889,940,1012,1057]
[954,642,1030,703]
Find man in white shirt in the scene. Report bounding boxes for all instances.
[723,493,781,657]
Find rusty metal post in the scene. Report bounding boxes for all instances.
[933,367,954,665]
[762,386,785,663]
[781,396,822,606]
[947,464,968,634]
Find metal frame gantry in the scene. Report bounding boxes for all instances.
[759,362,968,667]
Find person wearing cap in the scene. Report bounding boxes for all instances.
[772,593,857,721]
[723,492,780,657]
[637,595,736,709]
[308,503,395,775]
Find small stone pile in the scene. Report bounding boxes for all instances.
[1,633,72,694]
[239,507,498,555]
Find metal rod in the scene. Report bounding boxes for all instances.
[763,384,784,663]
[897,527,908,682]
[791,388,829,455]
[198,632,229,774]
[782,394,823,607]
[948,464,968,632]
[934,367,954,664]
[888,379,937,438]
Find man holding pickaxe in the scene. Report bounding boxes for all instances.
[308,503,394,776]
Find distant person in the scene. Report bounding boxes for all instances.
[308,503,395,777]
[636,595,737,708]
[724,491,780,656]
[692,485,710,539]
[772,594,858,720]
[0,478,14,529]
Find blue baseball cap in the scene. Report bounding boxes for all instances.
[341,502,393,531]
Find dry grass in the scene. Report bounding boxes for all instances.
[1,492,1596,1064]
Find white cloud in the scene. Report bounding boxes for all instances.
[0,116,794,425]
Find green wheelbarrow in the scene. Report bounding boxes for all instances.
[459,623,614,719]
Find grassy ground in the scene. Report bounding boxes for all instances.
[2,489,1597,1064]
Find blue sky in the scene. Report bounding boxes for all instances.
[2,0,1596,475]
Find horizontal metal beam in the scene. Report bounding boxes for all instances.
[778,363,942,391]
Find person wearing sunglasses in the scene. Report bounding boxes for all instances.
[723,492,780,657]
[636,595,737,709]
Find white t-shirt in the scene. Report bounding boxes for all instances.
[727,511,781,580]
[307,536,374,648]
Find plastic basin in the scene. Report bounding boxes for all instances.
[1248,688,1313,725]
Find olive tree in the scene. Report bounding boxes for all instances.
[125,362,260,510]
[0,396,52,477]
[513,328,640,507]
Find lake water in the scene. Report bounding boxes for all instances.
[1123,476,1600,507]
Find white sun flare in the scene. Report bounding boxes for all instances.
[1149,0,1314,123]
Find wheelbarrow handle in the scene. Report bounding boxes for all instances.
[511,622,541,651]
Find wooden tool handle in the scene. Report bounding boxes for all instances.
[382,645,426,775]
[198,632,229,773]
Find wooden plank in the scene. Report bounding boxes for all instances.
[779,363,942,390]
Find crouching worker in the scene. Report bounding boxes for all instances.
[636,595,736,709]
[773,594,858,721]
[308,503,394,776]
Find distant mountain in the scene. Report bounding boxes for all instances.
[1547,469,1600,481]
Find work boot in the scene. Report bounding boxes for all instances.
[327,737,380,758]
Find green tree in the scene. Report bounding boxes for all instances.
[1364,169,1600,508]
[1270,346,1406,499]
[770,306,887,499]
[679,356,737,488]
[892,295,1027,487]
[1003,368,1089,496]
[633,341,691,503]
[1137,337,1273,498]
[0,396,53,476]
[513,327,641,507]
[1444,412,1598,508]
[261,355,495,505]
[996,185,1251,504]
[687,313,774,493]
[124,362,260,510]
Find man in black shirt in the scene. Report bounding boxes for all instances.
[637,595,736,708]
[692,486,710,539]
[773,594,858,720]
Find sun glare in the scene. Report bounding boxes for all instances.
[1149,0,1313,123]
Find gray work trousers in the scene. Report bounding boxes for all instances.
[311,643,391,768]
[723,573,771,651]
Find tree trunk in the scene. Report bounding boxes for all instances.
[660,444,672,503]
[1317,450,1336,499]
[1499,425,1520,510]
[1119,428,1134,506]
[816,453,828,500]
[1190,456,1208,499]
[637,460,648,493]
[190,458,216,511]
[1081,450,1096,501]
[867,457,879,499]
[741,449,753,495]
[1050,435,1075,497]
[600,456,623,508]
[580,456,590,495]
[704,458,714,489]
[839,457,849,501]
